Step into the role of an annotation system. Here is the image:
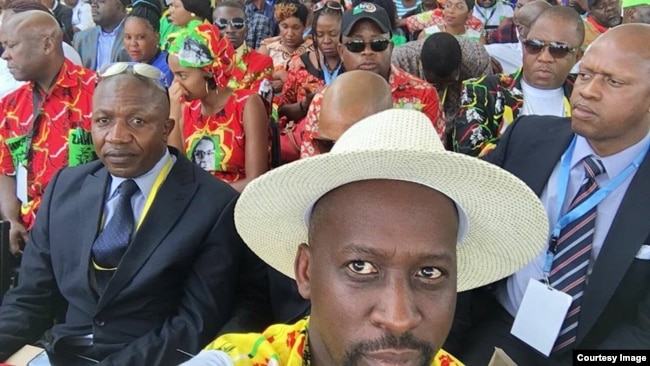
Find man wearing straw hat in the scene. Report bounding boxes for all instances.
[182,108,550,365]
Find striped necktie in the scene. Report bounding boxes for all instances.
[550,155,606,353]
[91,179,139,293]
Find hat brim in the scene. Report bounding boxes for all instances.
[235,149,549,292]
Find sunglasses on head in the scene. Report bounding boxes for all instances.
[313,136,336,154]
[343,38,391,53]
[214,17,246,30]
[312,1,344,13]
[98,62,168,90]
[522,38,578,59]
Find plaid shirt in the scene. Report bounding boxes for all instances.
[245,9,274,50]
[487,18,518,44]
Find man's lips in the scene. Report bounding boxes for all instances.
[364,349,421,365]
[572,103,597,119]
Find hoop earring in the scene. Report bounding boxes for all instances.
[205,80,210,95]
[190,12,196,17]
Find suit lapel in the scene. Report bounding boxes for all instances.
[97,157,198,309]
[577,152,650,343]
[110,24,125,62]
[78,167,109,300]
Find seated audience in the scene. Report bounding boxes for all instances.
[486,0,530,44]
[213,1,273,101]
[582,0,621,51]
[484,0,550,74]
[239,0,273,50]
[0,62,269,364]
[163,0,213,48]
[403,7,483,39]
[419,0,482,41]
[451,23,650,364]
[623,0,650,23]
[64,0,95,33]
[167,24,269,192]
[123,0,174,86]
[452,6,582,157]
[0,11,96,255]
[182,108,550,365]
[73,0,130,70]
[259,0,313,95]
[472,0,512,35]
[301,3,443,157]
[276,0,345,161]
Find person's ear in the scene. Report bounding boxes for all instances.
[43,36,56,55]
[575,48,584,63]
[294,243,312,300]
[162,118,175,141]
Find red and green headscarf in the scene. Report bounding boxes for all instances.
[168,23,235,89]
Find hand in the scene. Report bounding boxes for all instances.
[169,80,188,103]
[271,79,284,93]
[303,85,316,106]
[8,220,28,256]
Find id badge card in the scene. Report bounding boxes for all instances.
[510,278,572,356]
[16,163,28,204]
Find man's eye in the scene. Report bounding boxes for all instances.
[347,261,377,275]
[95,117,110,124]
[131,118,145,125]
[417,267,443,279]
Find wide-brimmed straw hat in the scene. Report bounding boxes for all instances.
[235,109,549,292]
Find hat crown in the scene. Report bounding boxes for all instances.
[331,109,445,154]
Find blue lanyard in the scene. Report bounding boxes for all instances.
[542,136,650,277]
[477,6,497,25]
[322,59,342,86]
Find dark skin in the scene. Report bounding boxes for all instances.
[295,180,459,366]
[92,75,174,179]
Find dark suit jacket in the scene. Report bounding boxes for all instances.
[484,116,650,350]
[0,148,269,365]
[52,3,74,43]
[72,23,130,70]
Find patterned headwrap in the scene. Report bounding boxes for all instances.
[168,23,235,89]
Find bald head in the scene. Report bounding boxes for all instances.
[514,1,551,38]
[318,70,393,141]
[0,10,64,85]
[588,23,650,63]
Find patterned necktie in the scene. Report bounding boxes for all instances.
[550,155,606,353]
[91,179,139,293]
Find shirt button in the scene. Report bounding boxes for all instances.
[94,318,105,327]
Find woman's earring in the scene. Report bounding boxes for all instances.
[190,12,196,17]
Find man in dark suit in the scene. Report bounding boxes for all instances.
[41,0,74,42]
[450,23,650,365]
[0,64,268,365]
[72,0,130,70]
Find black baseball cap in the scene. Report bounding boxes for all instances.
[341,2,392,37]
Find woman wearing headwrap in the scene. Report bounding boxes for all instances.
[124,0,174,85]
[164,0,213,49]
[167,24,270,192]
[259,0,314,93]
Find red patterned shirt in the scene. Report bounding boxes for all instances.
[300,65,443,158]
[405,8,484,34]
[228,43,274,106]
[0,59,97,230]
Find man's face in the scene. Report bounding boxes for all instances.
[623,5,650,24]
[477,0,496,8]
[522,16,580,90]
[92,77,173,178]
[193,138,216,170]
[91,0,124,27]
[590,0,622,27]
[213,6,247,49]
[0,20,44,82]
[571,36,650,154]
[338,20,393,80]
[296,180,458,366]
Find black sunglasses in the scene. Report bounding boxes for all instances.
[522,38,578,59]
[343,38,391,53]
[214,17,246,30]
[313,136,336,154]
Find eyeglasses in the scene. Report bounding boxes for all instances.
[343,38,391,53]
[522,38,578,59]
[313,136,336,154]
[98,62,168,89]
[312,1,344,13]
[214,17,246,30]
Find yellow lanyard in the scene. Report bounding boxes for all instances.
[135,156,173,230]
[441,86,449,106]
[562,97,572,117]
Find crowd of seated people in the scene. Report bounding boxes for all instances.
[0,0,649,363]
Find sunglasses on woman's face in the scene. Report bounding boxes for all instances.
[521,38,578,59]
[343,38,391,53]
[214,17,246,30]
[312,1,344,13]
[313,136,336,154]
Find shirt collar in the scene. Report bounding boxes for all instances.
[572,133,650,179]
[100,17,125,36]
[388,64,409,92]
[31,58,88,96]
[108,148,173,201]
